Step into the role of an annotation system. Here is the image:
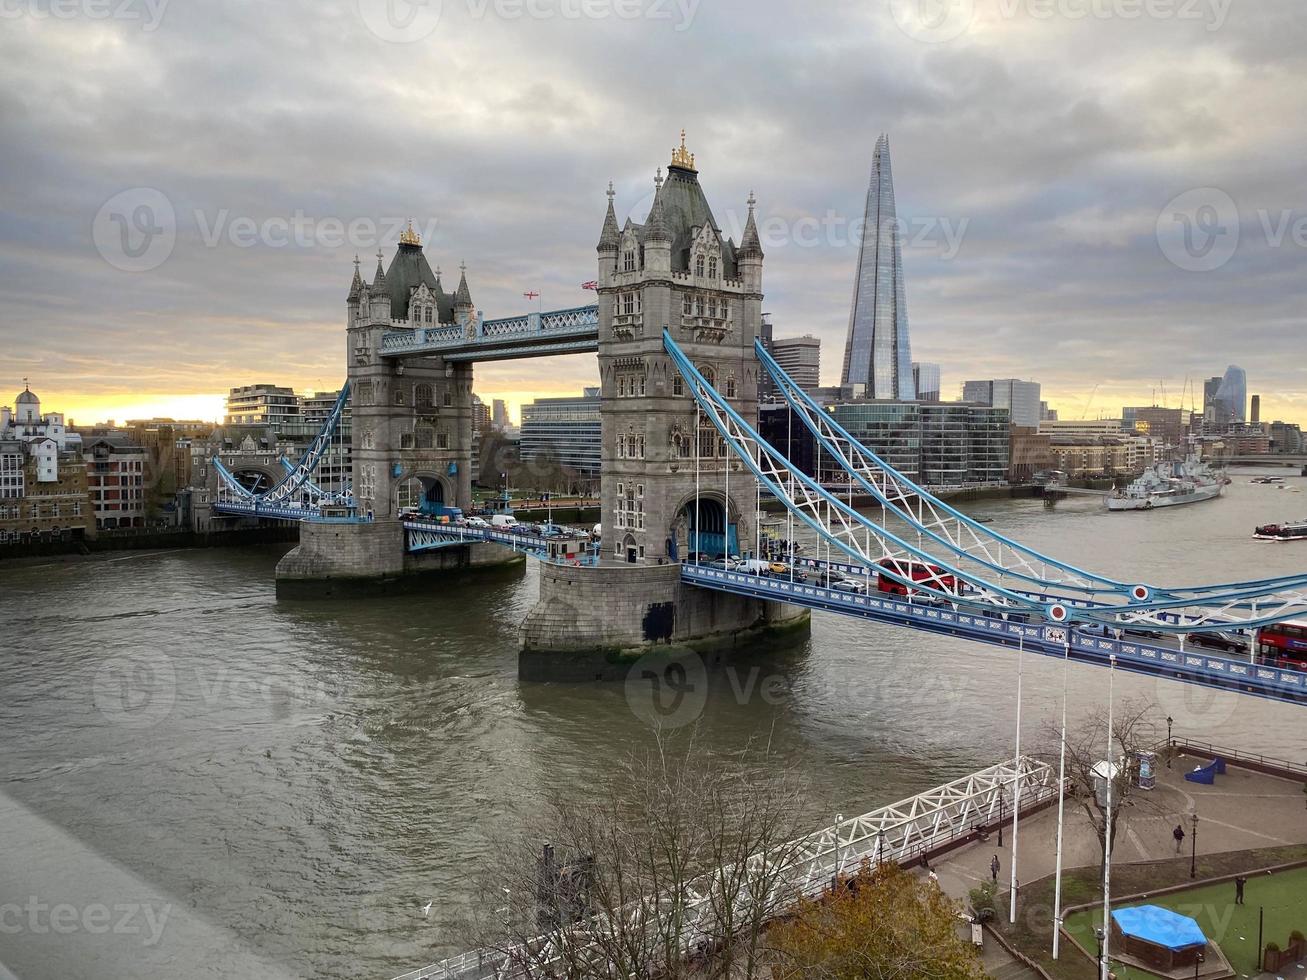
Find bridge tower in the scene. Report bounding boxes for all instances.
[521,136,807,672]
[346,223,474,520]
[597,133,765,563]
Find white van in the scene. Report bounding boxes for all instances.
[490,514,519,529]
[737,559,772,576]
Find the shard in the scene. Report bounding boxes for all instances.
[841,134,915,398]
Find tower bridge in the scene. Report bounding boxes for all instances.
[212,134,1307,691]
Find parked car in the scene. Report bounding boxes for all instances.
[833,579,868,594]
[465,516,489,528]
[490,514,519,529]
[768,561,790,576]
[737,559,772,575]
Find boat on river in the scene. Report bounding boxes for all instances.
[1106,458,1225,512]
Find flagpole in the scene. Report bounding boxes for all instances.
[1052,637,1070,959]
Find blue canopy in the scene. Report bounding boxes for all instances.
[1113,906,1207,951]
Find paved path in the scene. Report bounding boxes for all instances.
[924,759,1307,978]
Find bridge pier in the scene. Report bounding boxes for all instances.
[520,562,809,680]
[275,520,523,597]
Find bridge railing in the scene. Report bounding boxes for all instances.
[682,565,1307,703]
[392,755,1055,980]
[380,305,599,356]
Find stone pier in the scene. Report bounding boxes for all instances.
[275,520,522,597]
[520,561,809,680]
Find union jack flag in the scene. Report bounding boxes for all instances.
[580,281,598,290]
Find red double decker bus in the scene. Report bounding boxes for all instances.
[876,558,958,598]
[1258,620,1307,668]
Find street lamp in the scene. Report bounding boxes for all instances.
[1190,811,1199,879]
[1194,949,1204,980]
[1095,926,1105,972]
[1167,715,1175,768]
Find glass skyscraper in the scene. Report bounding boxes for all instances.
[841,134,914,399]
[1212,365,1247,427]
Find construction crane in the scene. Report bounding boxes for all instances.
[1079,383,1100,420]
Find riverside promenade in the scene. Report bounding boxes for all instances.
[926,743,1307,980]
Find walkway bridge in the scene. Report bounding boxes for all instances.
[379,304,599,362]
[393,756,1058,980]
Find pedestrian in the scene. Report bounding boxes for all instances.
[1235,875,1247,905]
[991,854,1000,883]
[1173,823,1186,854]
[928,869,939,885]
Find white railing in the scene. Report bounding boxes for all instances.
[392,756,1055,980]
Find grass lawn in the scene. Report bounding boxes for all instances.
[992,846,1307,980]
[1065,865,1307,976]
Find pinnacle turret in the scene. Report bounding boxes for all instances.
[597,181,620,252]
[347,254,363,301]
[454,261,473,308]
[372,249,387,288]
[738,191,763,258]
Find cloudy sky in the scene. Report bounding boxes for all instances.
[1,0,1304,426]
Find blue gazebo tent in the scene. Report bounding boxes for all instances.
[1111,906,1208,971]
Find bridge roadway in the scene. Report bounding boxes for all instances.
[392,521,1307,704]
[683,563,1307,706]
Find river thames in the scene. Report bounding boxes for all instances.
[2,473,1305,979]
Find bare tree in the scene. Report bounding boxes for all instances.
[459,730,816,979]
[1041,696,1163,878]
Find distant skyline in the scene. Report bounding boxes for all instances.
[3,2,1306,427]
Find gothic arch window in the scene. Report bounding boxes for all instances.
[443,390,452,407]
[414,426,434,449]
[424,306,433,324]
[708,296,718,318]
[400,432,415,450]
[672,375,684,397]
[700,365,716,387]
[708,256,717,279]
[394,388,405,406]
[415,384,434,408]
[623,250,636,272]
[725,375,737,399]
[682,292,692,317]
[695,296,705,316]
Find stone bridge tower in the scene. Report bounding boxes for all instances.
[345,223,474,520]
[596,133,765,563]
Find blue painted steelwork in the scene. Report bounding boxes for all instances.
[380,305,599,362]
[756,337,1307,604]
[683,565,1307,705]
[667,329,1307,632]
[403,520,597,565]
[212,383,354,519]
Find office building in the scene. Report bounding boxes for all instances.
[772,335,821,394]
[1207,366,1247,430]
[519,388,602,476]
[492,399,510,431]
[912,362,941,402]
[963,379,1042,429]
[1121,406,1189,450]
[1269,421,1303,454]
[841,134,914,398]
[1250,394,1261,424]
[225,384,301,428]
[823,401,1009,488]
[471,395,491,435]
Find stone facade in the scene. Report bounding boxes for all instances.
[596,136,765,563]
[346,236,474,521]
